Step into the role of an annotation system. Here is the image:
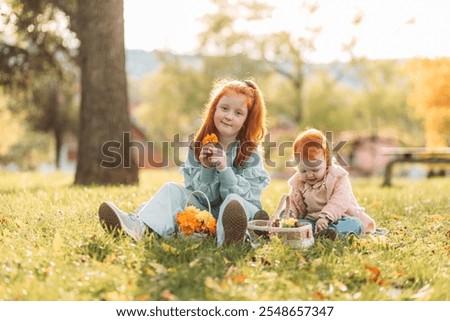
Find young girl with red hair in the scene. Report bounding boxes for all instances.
[285,128,376,239]
[98,79,270,246]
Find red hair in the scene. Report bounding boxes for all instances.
[293,128,332,166]
[193,79,267,167]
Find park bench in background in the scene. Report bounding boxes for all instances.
[381,147,450,187]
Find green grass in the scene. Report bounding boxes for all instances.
[0,170,449,300]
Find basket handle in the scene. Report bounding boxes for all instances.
[269,194,289,224]
[186,190,211,213]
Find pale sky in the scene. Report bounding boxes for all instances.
[124,0,450,63]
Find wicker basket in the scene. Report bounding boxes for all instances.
[247,195,314,249]
[177,190,214,239]
[248,220,314,248]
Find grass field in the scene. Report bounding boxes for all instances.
[0,169,449,300]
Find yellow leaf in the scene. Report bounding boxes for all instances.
[370,201,383,208]
[161,242,179,255]
[148,262,167,275]
[103,291,130,301]
[334,280,348,292]
[0,214,9,225]
[145,268,156,277]
[161,289,178,301]
[205,277,224,292]
[189,258,201,268]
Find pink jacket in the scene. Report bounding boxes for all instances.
[286,164,376,233]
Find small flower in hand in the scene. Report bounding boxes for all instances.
[201,133,219,146]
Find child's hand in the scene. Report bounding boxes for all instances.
[199,144,226,170]
[209,145,227,171]
[315,217,329,233]
[199,145,215,168]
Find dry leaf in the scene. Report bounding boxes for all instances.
[0,214,9,224]
[365,264,380,282]
[161,242,179,255]
[103,291,129,301]
[231,274,246,284]
[364,264,389,285]
[314,291,325,300]
[161,289,178,301]
[334,280,348,292]
[148,262,167,275]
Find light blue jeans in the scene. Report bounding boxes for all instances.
[136,182,260,246]
[300,216,363,238]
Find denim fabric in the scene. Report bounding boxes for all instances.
[299,216,363,237]
[136,182,259,246]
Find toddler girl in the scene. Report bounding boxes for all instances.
[285,128,376,239]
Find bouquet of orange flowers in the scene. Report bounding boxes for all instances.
[201,133,219,146]
[176,206,216,237]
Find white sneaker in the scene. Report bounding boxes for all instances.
[98,201,147,241]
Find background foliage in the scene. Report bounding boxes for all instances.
[0,0,436,173]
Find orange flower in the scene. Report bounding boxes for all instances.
[202,133,219,146]
[176,206,216,236]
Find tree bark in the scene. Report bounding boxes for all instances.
[75,0,138,185]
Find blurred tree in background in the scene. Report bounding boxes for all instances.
[197,0,320,126]
[133,54,208,141]
[1,0,138,184]
[0,0,78,169]
[406,58,450,148]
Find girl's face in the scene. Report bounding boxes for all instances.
[214,94,248,142]
[297,150,327,185]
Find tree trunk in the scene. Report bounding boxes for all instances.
[75,0,138,185]
[54,127,62,169]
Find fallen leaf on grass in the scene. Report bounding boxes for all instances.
[334,280,348,292]
[161,242,179,255]
[364,264,389,285]
[161,289,178,301]
[189,258,201,268]
[103,291,130,301]
[231,274,246,284]
[370,201,383,208]
[147,262,167,275]
[0,214,9,224]
[390,214,402,221]
[395,270,408,277]
[137,294,151,301]
[314,291,325,300]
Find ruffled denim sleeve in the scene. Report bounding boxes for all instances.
[218,151,270,209]
[179,148,221,207]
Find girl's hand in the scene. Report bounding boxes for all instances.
[199,145,215,168]
[209,145,227,171]
[315,217,329,233]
